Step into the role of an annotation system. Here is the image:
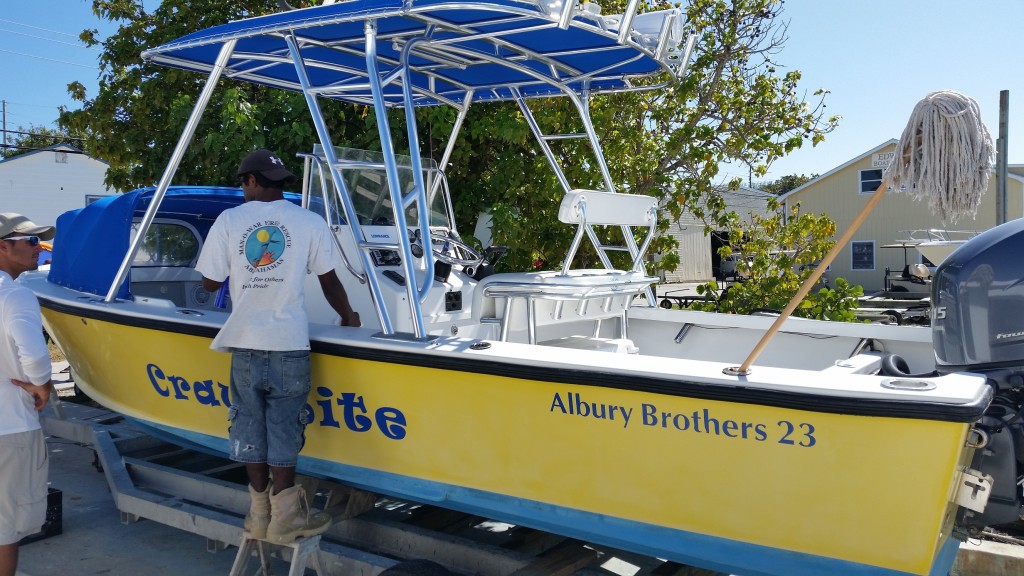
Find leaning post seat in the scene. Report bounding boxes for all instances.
[473,190,659,344]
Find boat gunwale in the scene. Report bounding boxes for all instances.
[34,284,991,424]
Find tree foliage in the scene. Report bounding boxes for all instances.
[610,0,836,223]
[688,200,862,320]
[754,173,817,196]
[60,0,382,191]
[1,125,85,159]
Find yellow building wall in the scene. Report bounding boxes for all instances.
[785,144,1024,292]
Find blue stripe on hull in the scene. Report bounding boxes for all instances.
[132,419,958,576]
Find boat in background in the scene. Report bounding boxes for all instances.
[22,2,1023,575]
[880,229,979,298]
[899,229,979,266]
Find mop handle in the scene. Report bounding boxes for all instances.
[729,180,890,376]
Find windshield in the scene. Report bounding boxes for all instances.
[308,146,452,229]
[129,220,200,267]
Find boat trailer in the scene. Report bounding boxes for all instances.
[40,402,732,576]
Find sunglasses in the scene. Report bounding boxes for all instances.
[4,236,41,247]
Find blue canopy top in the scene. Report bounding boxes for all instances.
[142,0,687,107]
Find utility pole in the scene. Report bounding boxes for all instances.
[2,100,6,151]
[996,90,1008,225]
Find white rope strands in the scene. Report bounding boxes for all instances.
[883,90,994,223]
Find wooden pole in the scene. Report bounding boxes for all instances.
[727,179,890,376]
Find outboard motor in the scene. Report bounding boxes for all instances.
[932,219,1024,535]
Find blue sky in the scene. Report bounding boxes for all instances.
[762,1,1023,182]
[1,1,1021,181]
[1,1,117,132]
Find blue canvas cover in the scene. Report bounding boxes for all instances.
[142,0,683,107]
[48,187,304,300]
[50,192,138,299]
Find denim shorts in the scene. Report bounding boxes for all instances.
[227,349,312,467]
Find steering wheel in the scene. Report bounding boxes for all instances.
[429,231,485,267]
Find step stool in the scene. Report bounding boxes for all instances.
[229,532,325,576]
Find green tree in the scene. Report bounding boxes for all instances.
[689,200,863,321]
[60,0,382,192]
[754,173,817,196]
[1,125,85,159]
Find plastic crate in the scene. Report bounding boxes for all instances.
[20,487,62,545]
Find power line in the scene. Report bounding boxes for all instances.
[0,18,83,39]
[0,110,62,129]
[1,144,87,153]
[0,47,93,68]
[0,99,67,110]
[0,27,101,51]
[1,100,76,130]
[1,129,83,140]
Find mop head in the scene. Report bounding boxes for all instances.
[883,90,994,222]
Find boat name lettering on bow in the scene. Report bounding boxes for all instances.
[549,392,632,428]
[641,404,816,447]
[641,404,767,440]
[146,364,407,439]
[311,386,407,440]
[549,393,817,446]
[148,363,231,407]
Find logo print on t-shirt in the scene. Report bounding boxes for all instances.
[245,226,286,268]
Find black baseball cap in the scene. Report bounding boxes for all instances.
[237,149,296,182]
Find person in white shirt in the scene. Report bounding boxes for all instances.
[0,213,55,576]
[196,149,360,544]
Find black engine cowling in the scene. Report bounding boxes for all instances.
[932,219,1024,533]
[933,219,1024,371]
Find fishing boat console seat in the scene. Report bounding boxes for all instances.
[472,190,658,345]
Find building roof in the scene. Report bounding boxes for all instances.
[0,143,107,166]
[777,139,898,203]
[778,142,1024,204]
[716,184,774,211]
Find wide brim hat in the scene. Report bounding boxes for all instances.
[0,212,55,241]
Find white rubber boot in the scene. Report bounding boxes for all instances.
[266,484,332,544]
[243,484,271,539]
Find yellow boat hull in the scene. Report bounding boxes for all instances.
[42,306,974,575]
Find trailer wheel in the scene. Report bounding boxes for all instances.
[659,299,674,309]
[882,310,903,325]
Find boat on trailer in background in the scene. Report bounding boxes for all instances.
[875,229,981,311]
[22,2,1023,575]
[901,229,979,267]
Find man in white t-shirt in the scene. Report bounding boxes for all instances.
[196,149,360,544]
[0,213,55,576]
